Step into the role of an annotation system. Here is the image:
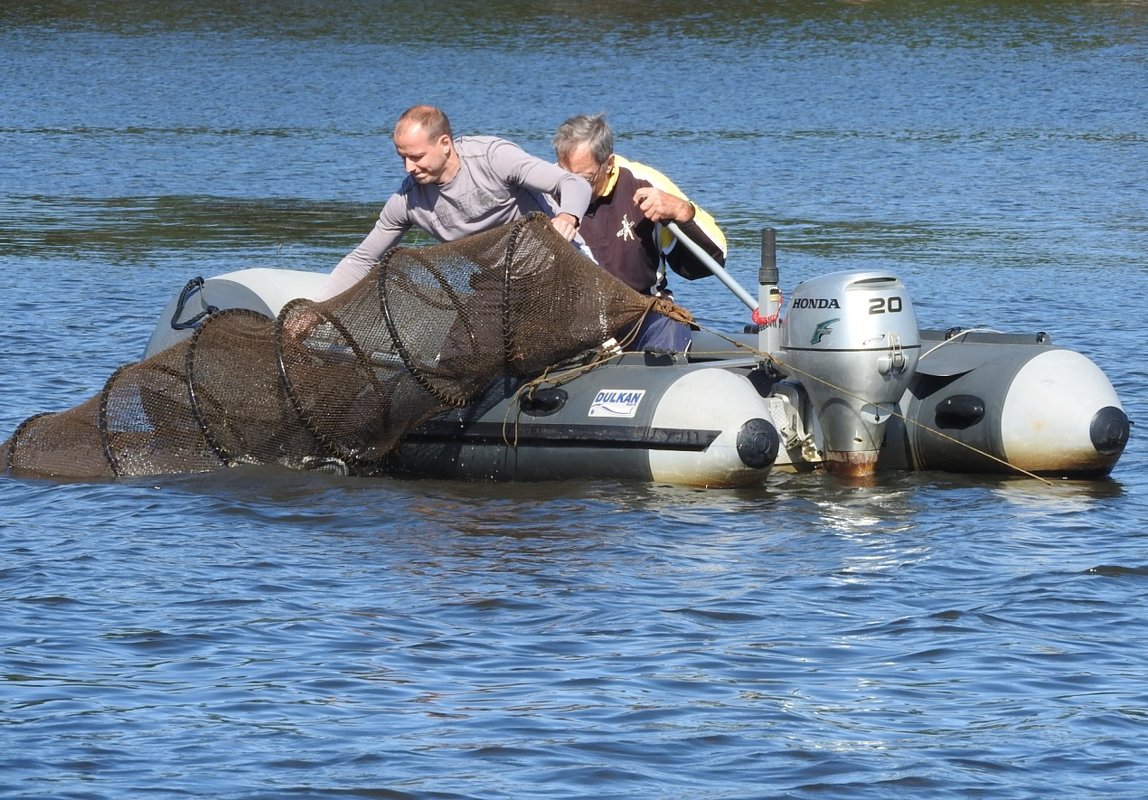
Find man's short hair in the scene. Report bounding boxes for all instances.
[396,105,453,140]
[553,113,614,165]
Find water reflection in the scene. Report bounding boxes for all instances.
[0,196,373,258]
[6,0,1145,45]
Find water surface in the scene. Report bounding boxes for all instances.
[2,2,1147,798]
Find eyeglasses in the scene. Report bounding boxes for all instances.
[571,160,608,187]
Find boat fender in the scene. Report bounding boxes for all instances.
[736,418,781,469]
[935,394,986,429]
[1090,406,1131,456]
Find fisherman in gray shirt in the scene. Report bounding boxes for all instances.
[316,104,592,300]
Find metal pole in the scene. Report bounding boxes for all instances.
[664,222,758,312]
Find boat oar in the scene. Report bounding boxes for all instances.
[664,221,758,312]
[665,219,783,361]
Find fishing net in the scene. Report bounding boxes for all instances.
[2,214,689,480]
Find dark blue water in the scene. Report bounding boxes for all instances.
[3,3,1147,797]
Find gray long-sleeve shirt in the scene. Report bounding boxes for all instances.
[317,135,592,299]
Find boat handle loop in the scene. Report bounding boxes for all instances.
[170,277,219,331]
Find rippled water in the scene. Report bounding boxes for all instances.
[3,2,1148,798]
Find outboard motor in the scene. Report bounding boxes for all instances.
[782,271,920,477]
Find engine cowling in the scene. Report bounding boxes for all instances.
[781,271,920,476]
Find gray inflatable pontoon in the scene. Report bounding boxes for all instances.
[145,230,1129,486]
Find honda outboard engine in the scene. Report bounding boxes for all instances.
[782,271,920,476]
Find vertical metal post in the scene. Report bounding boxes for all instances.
[758,228,781,356]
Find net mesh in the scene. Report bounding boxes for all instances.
[3,214,685,480]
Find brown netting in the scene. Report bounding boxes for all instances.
[2,214,690,480]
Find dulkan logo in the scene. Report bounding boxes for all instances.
[810,318,840,345]
[589,389,645,418]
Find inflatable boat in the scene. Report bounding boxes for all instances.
[140,227,1130,487]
